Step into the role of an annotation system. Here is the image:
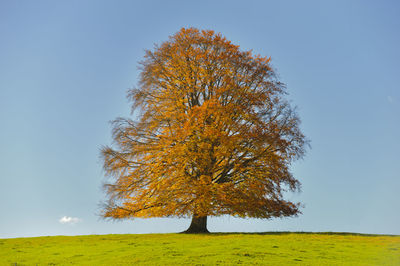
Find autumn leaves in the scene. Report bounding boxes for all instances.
[101,28,308,232]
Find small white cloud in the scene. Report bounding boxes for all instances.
[59,216,82,225]
[387,96,395,103]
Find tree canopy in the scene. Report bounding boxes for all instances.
[101,28,308,233]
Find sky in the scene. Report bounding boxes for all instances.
[0,0,399,238]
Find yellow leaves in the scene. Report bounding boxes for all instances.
[101,27,307,221]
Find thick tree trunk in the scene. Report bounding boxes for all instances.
[182,215,209,233]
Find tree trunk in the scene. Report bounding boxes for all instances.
[182,215,209,233]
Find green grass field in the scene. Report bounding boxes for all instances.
[1,232,399,265]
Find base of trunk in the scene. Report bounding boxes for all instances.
[182,215,209,234]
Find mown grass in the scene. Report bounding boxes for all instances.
[1,232,399,265]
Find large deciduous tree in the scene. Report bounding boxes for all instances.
[101,28,308,233]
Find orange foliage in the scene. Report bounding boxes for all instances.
[101,28,308,221]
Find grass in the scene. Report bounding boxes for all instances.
[1,232,399,265]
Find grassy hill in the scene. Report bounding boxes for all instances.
[1,232,399,265]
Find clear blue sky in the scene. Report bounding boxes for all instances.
[1,0,399,238]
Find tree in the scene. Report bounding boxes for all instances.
[101,28,308,233]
